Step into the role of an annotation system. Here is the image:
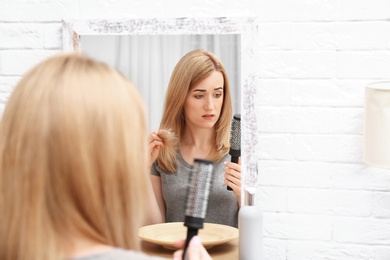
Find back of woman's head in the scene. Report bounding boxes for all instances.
[0,53,149,260]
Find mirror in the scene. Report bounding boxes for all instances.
[80,34,241,131]
[62,17,260,199]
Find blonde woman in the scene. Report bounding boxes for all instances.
[149,49,241,228]
[0,53,211,260]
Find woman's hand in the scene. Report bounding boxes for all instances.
[148,130,164,167]
[224,158,241,202]
[173,236,212,260]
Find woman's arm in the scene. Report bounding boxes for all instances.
[143,174,164,225]
[151,175,166,222]
[143,131,166,225]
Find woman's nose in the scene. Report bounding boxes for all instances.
[204,96,214,110]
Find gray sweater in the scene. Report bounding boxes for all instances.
[151,152,239,227]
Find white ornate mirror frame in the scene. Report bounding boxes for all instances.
[62,17,260,200]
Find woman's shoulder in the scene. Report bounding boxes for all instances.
[73,248,165,260]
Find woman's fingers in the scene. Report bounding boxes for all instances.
[148,132,163,145]
[224,174,241,191]
[173,239,185,248]
[224,161,241,180]
[149,139,164,152]
[148,132,164,150]
[224,160,241,171]
[224,161,242,196]
[173,236,212,260]
[148,131,165,166]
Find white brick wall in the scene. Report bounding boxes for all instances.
[1,0,390,259]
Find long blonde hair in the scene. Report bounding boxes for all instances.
[0,53,149,260]
[158,49,232,172]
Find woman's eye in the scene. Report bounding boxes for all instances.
[214,93,222,98]
[194,95,203,99]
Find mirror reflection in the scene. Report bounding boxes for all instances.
[63,17,259,232]
[147,49,241,227]
[80,34,241,131]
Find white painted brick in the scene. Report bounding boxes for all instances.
[258,161,332,188]
[327,243,375,260]
[80,0,177,19]
[0,76,19,92]
[259,186,287,212]
[294,23,337,50]
[0,92,10,106]
[43,23,62,49]
[0,23,43,49]
[374,246,390,260]
[254,0,339,22]
[257,107,362,134]
[258,134,294,160]
[373,192,390,218]
[163,1,254,18]
[333,217,390,245]
[0,50,60,76]
[288,214,332,240]
[339,0,390,21]
[294,134,362,163]
[263,212,288,238]
[0,76,19,104]
[335,22,390,50]
[332,108,363,134]
[258,23,294,50]
[80,0,148,19]
[336,51,390,79]
[288,241,374,260]
[80,0,144,18]
[258,51,336,79]
[259,160,390,191]
[288,188,372,217]
[263,238,286,260]
[290,79,367,107]
[81,0,252,19]
[294,21,390,51]
[257,79,290,106]
[264,213,332,241]
[0,0,79,22]
[258,107,334,134]
[329,163,390,191]
[370,168,390,191]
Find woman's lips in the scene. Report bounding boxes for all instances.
[202,114,215,120]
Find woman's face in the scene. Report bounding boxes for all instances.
[183,71,224,130]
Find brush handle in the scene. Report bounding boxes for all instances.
[183,227,199,260]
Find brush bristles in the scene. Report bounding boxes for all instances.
[185,159,214,219]
[230,114,241,151]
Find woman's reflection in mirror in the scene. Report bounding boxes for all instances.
[148,49,241,228]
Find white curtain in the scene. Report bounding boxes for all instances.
[81,34,240,132]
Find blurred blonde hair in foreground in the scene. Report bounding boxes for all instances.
[0,53,150,260]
